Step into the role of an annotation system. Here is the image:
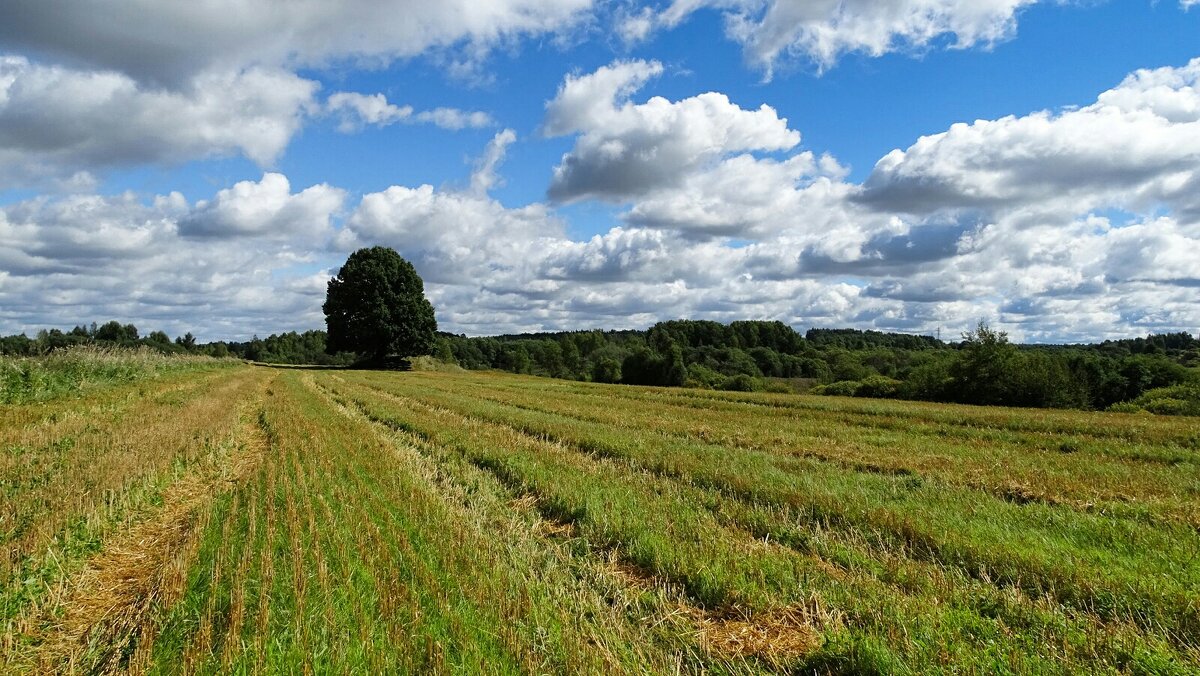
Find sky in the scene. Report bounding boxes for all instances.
[1,1,1199,343]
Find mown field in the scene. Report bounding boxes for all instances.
[3,362,1198,674]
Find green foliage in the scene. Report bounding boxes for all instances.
[684,363,724,389]
[811,380,862,397]
[1111,382,1200,416]
[719,373,761,392]
[590,354,623,383]
[435,319,1196,412]
[229,330,355,365]
[806,327,941,350]
[0,346,235,404]
[620,345,682,386]
[323,246,438,360]
[949,321,1018,405]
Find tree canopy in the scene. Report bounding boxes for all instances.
[323,247,437,360]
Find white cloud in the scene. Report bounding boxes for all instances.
[339,185,564,286]
[326,92,414,131]
[6,57,1200,343]
[0,57,317,183]
[0,0,594,87]
[624,152,855,239]
[331,57,1200,340]
[630,0,1039,75]
[180,173,346,240]
[325,91,493,132]
[0,188,336,340]
[414,107,496,130]
[0,1,579,185]
[544,60,800,202]
[470,129,519,196]
[858,58,1200,220]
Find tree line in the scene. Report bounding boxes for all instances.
[6,240,1197,415]
[0,321,202,356]
[0,322,353,366]
[434,320,1199,413]
[4,318,1196,413]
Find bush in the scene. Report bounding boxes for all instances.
[811,380,862,397]
[685,363,725,389]
[1105,402,1144,414]
[590,355,623,383]
[901,355,954,400]
[1111,382,1200,416]
[720,374,761,392]
[409,355,464,372]
[811,376,902,399]
[856,375,903,398]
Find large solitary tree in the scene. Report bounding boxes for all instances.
[323,247,437,361]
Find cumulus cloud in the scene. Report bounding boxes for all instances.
[327,58,1200,341]
[836,55,1200,339]
[0,0,594,87]
[6,56,1200,343]
[325,92,414,130]
[340,184,563,287]
[179,173,345,240]
[544,60,800,202]
[0,187,336,340]
[624,152,853,239]
[858,58,1200,220]
[0,1,580,185]
[325,92,493,132]
[627,0,1039,75]
[0,57,317,184]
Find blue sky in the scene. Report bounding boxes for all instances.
[1,1,1199,341]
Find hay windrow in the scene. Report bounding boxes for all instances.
[19,380,273,674]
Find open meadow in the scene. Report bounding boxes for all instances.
[2,360,1198,674]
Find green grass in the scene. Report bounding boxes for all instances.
[0,346,239,405]
[3,366,1198,673]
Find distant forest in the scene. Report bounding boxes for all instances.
[3,319,1198,414]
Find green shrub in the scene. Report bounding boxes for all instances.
[685,363,724,389]
[1106,402,1144,414]
[812,380,862,397]
[856,375,903,398]
[812,376,902,399]
[410,355,465,372]
[719,374,761,392]
[1108,382,1200,416]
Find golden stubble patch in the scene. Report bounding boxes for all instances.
[22,376,274,674]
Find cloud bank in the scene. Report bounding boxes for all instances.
[1,3,1198,342]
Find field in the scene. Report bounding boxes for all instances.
[3,362,1199,673]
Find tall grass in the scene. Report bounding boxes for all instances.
[0,346,238,405]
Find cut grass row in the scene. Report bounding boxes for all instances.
[477,370,1200,452]
[336,369,1200,668]
[399,371,1199,525]
[327,371,1198,673]
[142,370,724,673]
[6,365,1198,673]
[1,367,269,656]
